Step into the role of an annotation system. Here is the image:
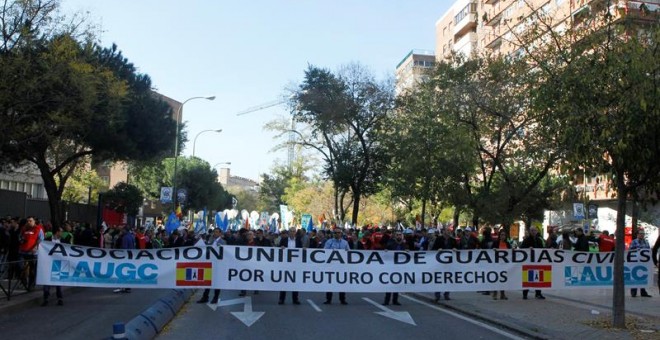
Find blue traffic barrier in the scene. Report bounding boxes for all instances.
[112,322,126,339]
[139,300,175,332]
[111,289,196,339]
[124,314,157,340]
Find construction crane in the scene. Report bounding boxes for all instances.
[236,99,286,116]
[236,98,296,170]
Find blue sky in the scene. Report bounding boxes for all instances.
[61,0,450,181]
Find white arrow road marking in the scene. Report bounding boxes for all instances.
[400,294,525,340]
[362,297,416,326]
[307,299,322,312]
[207,296,265,327]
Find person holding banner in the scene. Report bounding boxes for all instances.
[629,230,652,297]
[255,229,273,247]
[521,227,546,300]
[278,229,302,305]
[432,228,457,302]
[491,229,511,300]
[42,226,65,306]
[323,229,350,305]
[197,228,225,304]
[383,231,406,306]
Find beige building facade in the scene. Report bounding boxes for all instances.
[395,49,436,94]
[436,0,659,59]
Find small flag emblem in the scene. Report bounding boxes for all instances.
[176,262,212,286]
[522,265,552,288]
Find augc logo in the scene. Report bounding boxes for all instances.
[51,260,158,285]
[564,265,648,287]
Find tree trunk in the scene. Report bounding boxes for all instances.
[612,173,627,328]
[338,190,347,223]
[350,187,361,226]
[38,163,64,228]
[452,207,460,230]
[472,215,479,230]
[333,184,340,221]
[631,197,639,238]
[421,198,427,228]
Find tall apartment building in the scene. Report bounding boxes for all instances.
[394,49,436,94]
[430,0,660,235]
[437,0,659,59]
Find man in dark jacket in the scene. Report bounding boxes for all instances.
[383,231,406,306]
[573,227,590,252]
[278,229,302,305]
[432,228,457,302]
[520,227,546,300]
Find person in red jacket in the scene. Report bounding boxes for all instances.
[135,227,147,249]
[19,216,43,291]
[597,230,615,252]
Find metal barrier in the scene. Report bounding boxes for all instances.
[0,254,38,300]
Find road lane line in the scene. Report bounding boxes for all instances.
[307,299,322,312]
[401,294,526,340]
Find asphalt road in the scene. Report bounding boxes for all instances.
[158,291,526,340]
[0,287,173,340]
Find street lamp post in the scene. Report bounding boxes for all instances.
[192,129,222,158]
[173,96,215,209]
[212,162,231,168]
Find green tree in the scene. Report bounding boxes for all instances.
[382,67,475,226]
[103,182,143,216]
[538,24,660,327]
[61,160,106,204]
[0,4,177,226]
[131,157,232,212]
[293,63,394,225]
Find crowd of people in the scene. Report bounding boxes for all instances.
[1,216,659,307]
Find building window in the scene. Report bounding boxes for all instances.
[454,3,478,24]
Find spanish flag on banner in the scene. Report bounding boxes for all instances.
[176,262,212,286]
[522,265,552,288]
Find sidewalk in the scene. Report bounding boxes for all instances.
[412,287,660,340]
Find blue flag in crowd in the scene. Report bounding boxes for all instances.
[165,211,180,235]
[222,213,229,232]
[306,217,314,232]
[194,208,207,234]
[215,212,222,231]
[269,217,278,233]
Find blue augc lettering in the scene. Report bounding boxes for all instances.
[564,265,648,287]
[50,260,158,285]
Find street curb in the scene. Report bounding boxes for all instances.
[116,289,194,340]
[408,292,550,340]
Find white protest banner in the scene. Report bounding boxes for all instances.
[38,243,653,292]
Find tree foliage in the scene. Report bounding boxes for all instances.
[60,161,106,204]
[532,18,660,327]
[130,157,232,212]
[103,182,143,216]
[0,1,177,226]
[292,63,394,224]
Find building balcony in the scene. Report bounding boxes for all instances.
[484,4,503,26]
[613,0,660,22]
[454,12,478,38]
